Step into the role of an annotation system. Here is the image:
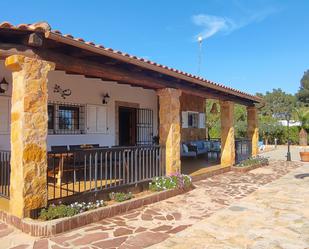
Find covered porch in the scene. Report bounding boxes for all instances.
[0,22,260,219]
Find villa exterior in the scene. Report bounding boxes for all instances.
[0,22,261,219]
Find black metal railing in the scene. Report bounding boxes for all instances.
[235,139,252,164]
[47,145,165,201]
[0,151,11,199]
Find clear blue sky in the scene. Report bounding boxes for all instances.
[2,0,309,95]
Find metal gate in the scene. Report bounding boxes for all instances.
[136,108,154,145]
[235,139,252,164]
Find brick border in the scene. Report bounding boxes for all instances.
[0,187,192,237]
[231,163,268,173]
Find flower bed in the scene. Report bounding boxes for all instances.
[149,173,192,191]
[109,192,134,202]
[39,200,105,221]
[0,185,193,237]
[37,174,192,222]
[232,156,269,173]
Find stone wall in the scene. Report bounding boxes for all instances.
[180,93,206,142]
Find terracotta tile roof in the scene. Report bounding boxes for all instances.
[0,21,261,103]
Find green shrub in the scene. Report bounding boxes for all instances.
[39,200,105,221]
[236,156,269,167]
[39,204,77,220]
[109,192,133,202]
[149,173,192,191]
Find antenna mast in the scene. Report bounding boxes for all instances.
[198,36,203,75]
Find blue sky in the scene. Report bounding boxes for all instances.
[2,0,309,95]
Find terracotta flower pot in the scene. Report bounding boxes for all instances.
[300,152,309,162]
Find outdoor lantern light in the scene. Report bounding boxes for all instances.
[102,93,110,104]
[210,102,218,114]
[0,77,9,93]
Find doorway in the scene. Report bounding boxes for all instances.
[118,106,137,146]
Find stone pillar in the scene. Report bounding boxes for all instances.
[220,101,235,167]
[5,55,55,218]
[157,88,181,175]
[247,106,259,156]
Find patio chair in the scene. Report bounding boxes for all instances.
[50,145,68,152]
[190,140,208,156]
[69,145,82,151]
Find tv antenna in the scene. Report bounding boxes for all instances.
[198,36,203,75]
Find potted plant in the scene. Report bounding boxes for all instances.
[300,149,309,162]
[296,108,309,162]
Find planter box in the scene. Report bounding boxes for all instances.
[300,152,309,162]
[0,186,192,237]
[232,162,268,173]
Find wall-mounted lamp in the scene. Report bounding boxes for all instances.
[102,93,110,104]
[0,77,9,94]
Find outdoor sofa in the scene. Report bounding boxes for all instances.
[181,140,221,159]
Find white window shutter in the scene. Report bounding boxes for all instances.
[96,106,107,133]
[0,98,9,134]
[182,111,188,128]
[199,113,206,128]
[86,105,97,133]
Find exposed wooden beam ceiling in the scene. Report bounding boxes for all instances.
[0,41,256,106]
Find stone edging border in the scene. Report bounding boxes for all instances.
[0,187,192,237]
[191,166,231,182]
[231,163,268,173]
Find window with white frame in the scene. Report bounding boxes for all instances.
[188,112,199,128]
[48,102,85,134]
[182,111,206,129]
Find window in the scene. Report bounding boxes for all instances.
[59,106,80,130]
[48,102,85,134]
[188,112,199,128]
[182,111,206,129]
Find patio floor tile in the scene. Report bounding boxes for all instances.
[0,159,304,249]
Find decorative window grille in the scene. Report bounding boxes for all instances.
[48,102,85,134]
[48,105,55,130]
[136,108,154,145]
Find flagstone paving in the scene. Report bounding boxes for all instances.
[0,160,303,249]
[150,162,309,249]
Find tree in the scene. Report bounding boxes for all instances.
[206,100,220,139]
[234,104,247,138]
[297,70,309,106]
[257,89,296,117]
[206,101,248,139]
[295,108,309,146]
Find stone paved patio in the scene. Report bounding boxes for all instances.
[150,162,309,249]
[0,160,303,249]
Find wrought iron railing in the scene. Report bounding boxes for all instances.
[235,139,252,164]
[47,145,165,201]
[0,151,11,199]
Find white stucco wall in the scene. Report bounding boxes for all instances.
[0,60,158,150]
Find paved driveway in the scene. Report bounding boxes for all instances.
[151,162,309,249]
[262,145,306,161]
